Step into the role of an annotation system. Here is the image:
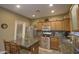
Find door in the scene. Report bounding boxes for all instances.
[16,24,23,44]
[14,20,25,44]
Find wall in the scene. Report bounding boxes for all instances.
[0,7,30,42]
[70,5,78,31]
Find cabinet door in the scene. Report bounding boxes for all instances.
[55,21,63,31]
[66,19,70,31]
[50,37,60,50]
[64,18,70,31]
[37,22,42,30]
[62,20,64,30]
[51,22,56,30]
[77,5,79,30]
[60,21,64,30]
[42,22,51,30]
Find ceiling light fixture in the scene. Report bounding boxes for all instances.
[49,4,53,7]
[32,15,35,17]
[51,10,54,13]
[16,5,20,8]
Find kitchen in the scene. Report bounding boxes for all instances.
[0,4,79,54]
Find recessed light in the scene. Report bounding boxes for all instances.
[16,5,20,8]
[32,15,35,17]
[49,4,53,7]
[51,10,54,13]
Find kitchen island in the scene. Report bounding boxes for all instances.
[16,39,39,54]
[9,39,39,54]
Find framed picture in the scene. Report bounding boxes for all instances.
[1,23,8,29]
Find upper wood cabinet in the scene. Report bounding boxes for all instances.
[51,22,56,30]
[36,18,71,31]
[37,21,64,31]
[36,22,42,30]
[77,5,79,31]
[55,21,64,31]
[64,18,70,31]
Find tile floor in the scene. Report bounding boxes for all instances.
[39,47,62,54]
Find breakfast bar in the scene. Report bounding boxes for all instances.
[4,39,39,54]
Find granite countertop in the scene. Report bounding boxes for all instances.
[59,36,73,45]
[22,39,39,48]
[13,39,39,48]
[59,37,74,53]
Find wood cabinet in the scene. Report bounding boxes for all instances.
[51,22,56,30]
[42,22,51,29]
[55,21,64,31]
[77,5,79,31]
[37,22,42,30]
[50,37,60,50]
[36,19,70,31]
[51,21,64,31]
[64,18,70,31]
[37,21,64,31]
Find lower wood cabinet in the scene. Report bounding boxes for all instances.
[50,37,60,50]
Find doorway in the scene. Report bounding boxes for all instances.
[14,20,25,44]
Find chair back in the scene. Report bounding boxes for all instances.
[4,41,20,54]
[10,42,20,54]
[4,41,11,53]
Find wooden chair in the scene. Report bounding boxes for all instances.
[4,41,11,53]
[4,41,20,54]
[4,40,32,54]
[10,42,20,54]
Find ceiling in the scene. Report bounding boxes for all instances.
[0,4,71,19]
